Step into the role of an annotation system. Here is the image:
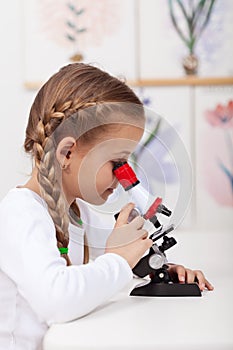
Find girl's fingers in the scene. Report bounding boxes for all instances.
[143,238,153,250]
[168,265,214,291]
[194,270,214,291]
[114,203,135,227]
[130,215,145,230]
[194,270,206,290]
[204,278,214,291]
[138,229,149,240]
[175,265,186,283]
[127,229,148,243]
[185,269,196,284]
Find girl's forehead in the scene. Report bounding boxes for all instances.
[75,123,144,161]
[97,125,143,148]
[101,123,144,140]
[86,126,143,159]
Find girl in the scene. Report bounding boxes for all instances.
[0,63,213,350]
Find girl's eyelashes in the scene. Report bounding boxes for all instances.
[111,159,127,166]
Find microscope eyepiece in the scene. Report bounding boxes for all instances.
[113,161,140,190]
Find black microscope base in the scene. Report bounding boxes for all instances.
[130,281,202,297]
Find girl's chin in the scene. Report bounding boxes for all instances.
[86,192,111,205]
[95,189,114,204]
[80,189,114,206]
[106,188,114,195]
[100,189,114,200]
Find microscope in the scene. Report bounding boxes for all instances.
[113,161,201,297]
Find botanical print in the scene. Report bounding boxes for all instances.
[203,100,233,206]
[24,0,135,83]
[166,0,233,75]
[37,0,122,61]
[167,0,216,75]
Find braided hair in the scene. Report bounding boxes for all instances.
[24,63,143,265]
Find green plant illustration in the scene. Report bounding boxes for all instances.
[65,2,87,61]
[168,0,216,54]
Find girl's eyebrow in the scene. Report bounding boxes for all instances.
[113,151,131,156]
[114,151,131,155]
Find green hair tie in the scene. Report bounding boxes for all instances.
[59,247,68,254]
[77,218,83,226]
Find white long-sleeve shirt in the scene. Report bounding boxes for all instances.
[0,188,133,350]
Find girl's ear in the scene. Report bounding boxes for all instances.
[56,137,76,168]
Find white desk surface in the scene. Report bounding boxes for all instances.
[43,231,233,350]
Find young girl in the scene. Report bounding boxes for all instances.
[0,63,213,350]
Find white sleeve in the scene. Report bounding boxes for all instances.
[0,203,133,325]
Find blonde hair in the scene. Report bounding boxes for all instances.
[24,63,143,265]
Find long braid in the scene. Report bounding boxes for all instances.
[32,103,71,264]
[30,98,95,265]
[38,140,71,265]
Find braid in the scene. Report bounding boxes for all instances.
[31,98,94,265]
[38,142,71,265]
[33,111,72,265]
[24,63,143,266]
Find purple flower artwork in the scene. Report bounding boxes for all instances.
[203,100,233,206]
[132,117,179,190]
[130,90,193,227]
[131,91,181,196]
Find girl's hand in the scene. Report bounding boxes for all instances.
[105,203,153,269]
[167,264,214,291]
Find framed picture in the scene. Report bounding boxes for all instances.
[23,0,137,85]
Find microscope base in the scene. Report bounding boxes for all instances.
[130,280,202,297]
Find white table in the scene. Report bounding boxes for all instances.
[43,231,233,350]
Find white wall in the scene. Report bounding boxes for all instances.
[0,0,36,199]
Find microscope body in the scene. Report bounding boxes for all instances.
[113,162,201,297]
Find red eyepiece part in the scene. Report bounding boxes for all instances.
[113,162,139,191]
